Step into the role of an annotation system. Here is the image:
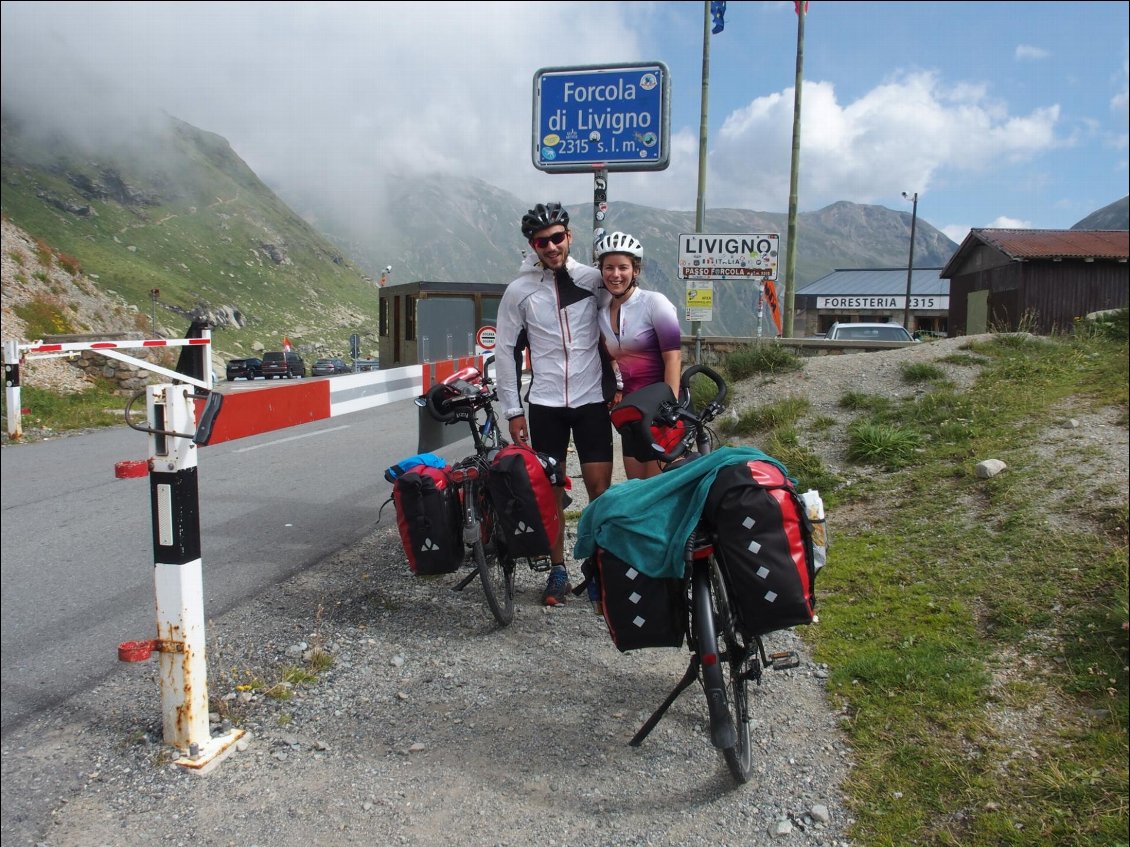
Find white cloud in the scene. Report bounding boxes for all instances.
[988,216,1033,229]
[1015,44,1050,61]
[941,225,972,244]
[703,71,1062,212]
[0,1,1103,232]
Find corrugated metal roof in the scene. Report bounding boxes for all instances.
[795,267,948,296]
[972,229,1129,260]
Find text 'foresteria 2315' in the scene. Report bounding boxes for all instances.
[532,63,670,173]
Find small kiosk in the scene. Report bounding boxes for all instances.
[378,280,508,368]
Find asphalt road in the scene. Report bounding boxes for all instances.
[0,390,472,733]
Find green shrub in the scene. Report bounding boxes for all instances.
[725,395,810,436]
[900,361,946,383]
[13,295,76,338]
[722,342,802,381]
[846,421,921,469]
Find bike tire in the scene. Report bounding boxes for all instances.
[711,560,753,783]
[476,497,514,626]
[687,566,750,786]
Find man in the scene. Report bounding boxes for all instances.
[495,202,614,606]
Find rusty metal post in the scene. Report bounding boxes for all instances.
[144,382,243,773]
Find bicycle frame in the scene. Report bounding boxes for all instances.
[616,364,800,784]
[416,358,557,627]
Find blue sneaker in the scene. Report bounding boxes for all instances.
[587,577,603,616]
[542,568,571,606]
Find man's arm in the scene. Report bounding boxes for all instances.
[494,287,525,422]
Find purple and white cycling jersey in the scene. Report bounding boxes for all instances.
[598,288,682,393]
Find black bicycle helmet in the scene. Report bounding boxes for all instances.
[421,382,459,424]
[521,202,570,239]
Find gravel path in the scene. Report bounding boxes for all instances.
[1,523,852,847]
[5,333,1125,847]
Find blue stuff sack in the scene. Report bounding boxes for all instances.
[384,452,448,483]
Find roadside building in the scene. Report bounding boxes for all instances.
[378,280,506,368]
[794,268,949,337]
[941,229,1129,335]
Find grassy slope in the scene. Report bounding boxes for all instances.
[802,329,1129,847]
[0,117,378,362]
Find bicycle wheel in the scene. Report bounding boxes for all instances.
[691,562,751,783]
[710,559,753,783]
[475,492,514,626]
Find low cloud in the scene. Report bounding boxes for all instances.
[1015,44,1050,61]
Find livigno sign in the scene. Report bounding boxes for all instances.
[532,62,670,173]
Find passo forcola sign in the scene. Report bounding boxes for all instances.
[532,62,671,173]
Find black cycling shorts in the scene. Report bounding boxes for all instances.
[527,402,613,466]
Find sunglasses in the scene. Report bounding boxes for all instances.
[531,231,568,249]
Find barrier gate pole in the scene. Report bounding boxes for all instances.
[3,339,22,440]
[143,383,243,773]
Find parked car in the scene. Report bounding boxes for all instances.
[311,357,352,376]
[824,322,916,342]
[225,357,262,381]
[260,351,306,379]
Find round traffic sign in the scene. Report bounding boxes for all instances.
[476,325,497,350]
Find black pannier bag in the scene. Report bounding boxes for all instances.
[485,444,564,560]
[392,464,464,575]
[590,549,686,652]
[703,459,817,636]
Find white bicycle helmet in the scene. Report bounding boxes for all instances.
[594,231,643,261]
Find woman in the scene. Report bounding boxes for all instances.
[595,231,683,480]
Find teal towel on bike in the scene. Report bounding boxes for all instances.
[573,446,791,579]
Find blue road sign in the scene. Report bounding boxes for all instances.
[532,63,670,173]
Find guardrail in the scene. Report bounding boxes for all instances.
[679,335,919,364]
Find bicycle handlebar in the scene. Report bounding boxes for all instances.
[649,364,728,464]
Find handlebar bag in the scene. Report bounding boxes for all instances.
[703,459,817,636]
[392,463,464,575]
[590,549,686,652]
[611,382,684,461]
[485,444,564,560]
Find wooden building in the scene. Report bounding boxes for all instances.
[941,229,1128,335]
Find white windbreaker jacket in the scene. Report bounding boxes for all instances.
[495,254,607,420]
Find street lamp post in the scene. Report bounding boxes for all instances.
[901,192,918,331]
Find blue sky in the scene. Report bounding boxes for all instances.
[2,1,1127,244]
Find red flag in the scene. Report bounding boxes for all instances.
[283,337,292,352]
[794,1,809,14]
[763,280,783,335]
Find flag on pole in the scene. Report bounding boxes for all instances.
[710,1,726,34]
[763,279,783,335]
[794,1,809,14]
[283,337,292,352]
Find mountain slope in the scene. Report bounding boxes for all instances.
[1072,195,1130,230]
[302,178,960,338]
[1,112,378,361]
[6,110,1119,350]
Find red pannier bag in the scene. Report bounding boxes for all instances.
[703,459,817,636]
[485,444,565,560]
[392,464,464,575]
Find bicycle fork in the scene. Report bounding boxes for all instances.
[453,473,484,592]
